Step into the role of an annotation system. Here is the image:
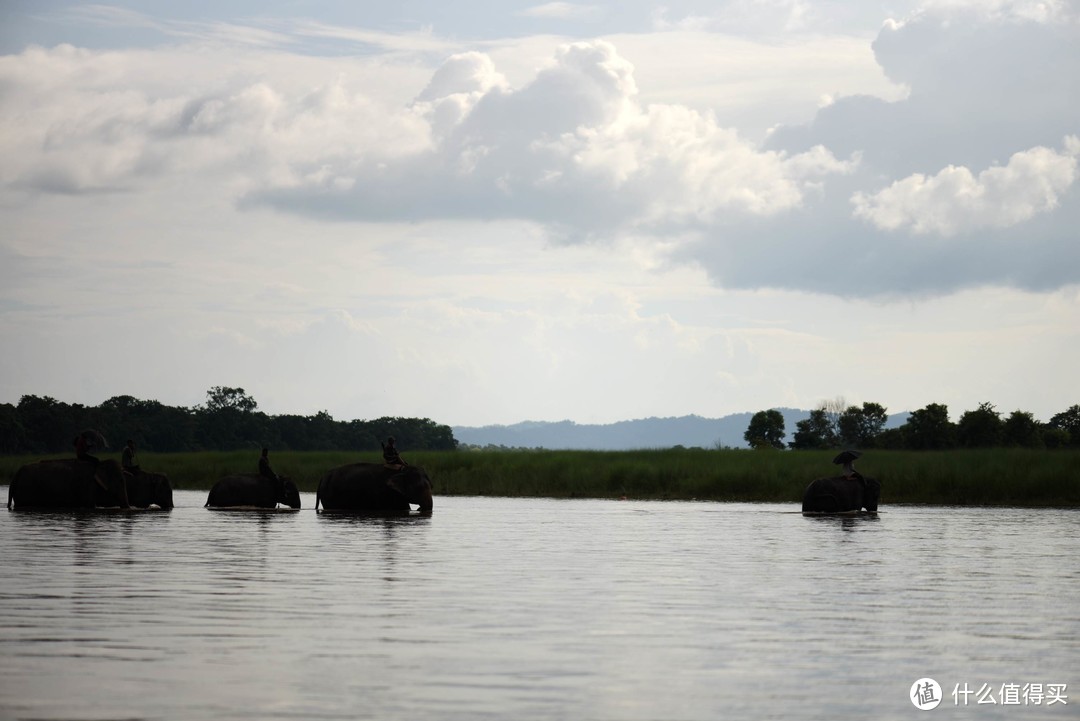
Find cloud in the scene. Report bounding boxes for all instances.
[912,0,1077,24]
[852,137,1080,235]
[649,1,902,35]
[2,34,855,223]
[64,4,297,48]
[247,40,855,237]
[287,20,459,54]
[700,2,1080,296]
[520,3,601,21]
[413,52,509,139]
[0,43,433,194]
[2,3,1077,299]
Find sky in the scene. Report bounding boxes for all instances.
[1,0,1077,428]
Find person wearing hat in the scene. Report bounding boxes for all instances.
[381,437,406,470]
[833,450,863,482]
[73,429,103,464]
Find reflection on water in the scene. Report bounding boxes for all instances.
[1,490,1077,720]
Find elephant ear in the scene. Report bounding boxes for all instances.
[384,475,407,497]
[91,469,110,491]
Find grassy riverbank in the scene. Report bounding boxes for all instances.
[3,448,1079,507]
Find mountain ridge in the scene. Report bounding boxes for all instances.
[453,409,910,450]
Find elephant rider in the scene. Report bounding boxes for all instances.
[258,447,281,483]
[381,437,407,470]
[74,431,100,464]
[122,439,141,474]
[834,450,864,484]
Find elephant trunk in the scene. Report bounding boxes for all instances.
[417,486,434,513]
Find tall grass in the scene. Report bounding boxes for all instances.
[2,448,1078,506]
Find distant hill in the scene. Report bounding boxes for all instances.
[453,410,910,450]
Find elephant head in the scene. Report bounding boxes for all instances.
[279,477,302,509]
[862,477,881,513]
[91,460,131,508]
[125,471,174,509]
[386,466,434,512]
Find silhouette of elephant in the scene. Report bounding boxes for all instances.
[205,474,301,509]
[316,463,433,512]
[802,476,880,514]
[8,459,130,509]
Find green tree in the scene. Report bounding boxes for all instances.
[16,395,73,453]
[957,402,1004,448]
[204,386,258,413]
[197,386,263,450]
[308,410,341,449]
[1002,410,1042,448]
[745,409,786,450]
[1040,426,1071,449]
[903,403,956,450]
[0,390,459,454]
[99,395,198,452]
[789,409,837,450]
[1048,404,1080,447]
[0,403,25,454]
[837,402,888,448]
[873,427,907,450]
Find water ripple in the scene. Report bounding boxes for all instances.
[1,492,1078,720]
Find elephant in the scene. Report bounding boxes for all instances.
[802,475,881,514]
[205,474,301,509]
[316,463,434,512]
[8,459,131,510]
[120,470,174,510]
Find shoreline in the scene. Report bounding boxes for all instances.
[4,448,1079,508]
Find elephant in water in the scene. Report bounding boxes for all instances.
[205,474,301,509]
[8,459,131,509]
[316,463,434,512]
[120,470,174,510]
[802,475,881,514]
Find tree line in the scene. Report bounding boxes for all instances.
[0,387,459,455]
[744,400,1080,451]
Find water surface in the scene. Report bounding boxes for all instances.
[1,490,1077,719]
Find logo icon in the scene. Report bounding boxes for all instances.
[911,678,943,710]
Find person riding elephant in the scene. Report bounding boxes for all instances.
[802,475,881,514]
[121,439,140,474]
[833,449,863,481]
[205,473,301,509]
[8,458,130,509]
[380,437,406,470]
[73,429,107,464]
[316,462,433,513]
[258,447,279,482]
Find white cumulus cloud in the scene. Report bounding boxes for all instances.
[851,137,1080,235]
[252,40,856,234]
[3,3,1077,299]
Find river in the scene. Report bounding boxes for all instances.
[1,490,1077,720]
